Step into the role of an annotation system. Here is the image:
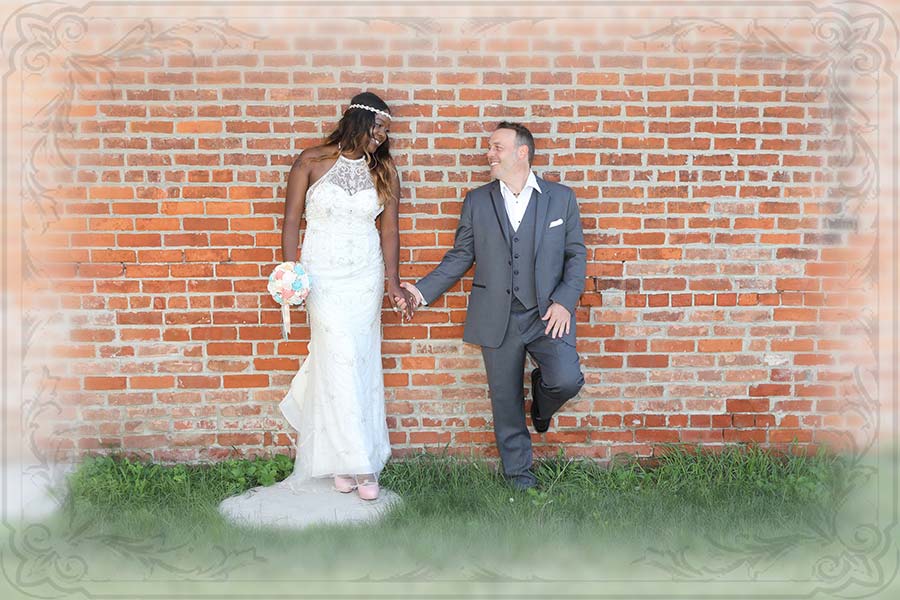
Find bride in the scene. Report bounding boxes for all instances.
[277,92,411,501]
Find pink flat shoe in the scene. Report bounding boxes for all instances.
[356,476,379,501]
[333,474,357,493]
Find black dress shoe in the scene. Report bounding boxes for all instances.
[508,473,538,491]
[530,368,551,433]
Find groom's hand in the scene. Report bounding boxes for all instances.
[400,282,426,311]
[542,302,571,339]
[400,288,417,319]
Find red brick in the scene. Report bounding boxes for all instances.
[218,433,263,446]
[130,376,174,389]
[223,374,269,388]
[698,339,742,352]
[85,377,127,390]
[605,339,646,352]
[769,429,813,443]
[682,429,724,443]
[635,429,680,443]
[749,384,790,397]
[724,429,767,443]
[727,398,770,412]
[177,376,221,389]
[410,432,452,444]
[627,355,669,368]
[124,435,168,448]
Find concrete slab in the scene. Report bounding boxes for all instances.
[218,477,401,530]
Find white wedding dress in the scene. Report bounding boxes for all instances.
[219,155,395,528]
[279,154,392,480]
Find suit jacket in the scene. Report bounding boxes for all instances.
[416,176,587,348]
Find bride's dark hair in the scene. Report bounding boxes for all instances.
[320,92,397,206]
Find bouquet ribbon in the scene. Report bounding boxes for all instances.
[281,304,291,340]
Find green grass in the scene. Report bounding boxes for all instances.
[5,445,893,599]
[54,445,847,575]
[66,452,296,530]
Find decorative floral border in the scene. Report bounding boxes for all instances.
[1,1,897,598]
[2,2,271,597]
[630,4,898,595]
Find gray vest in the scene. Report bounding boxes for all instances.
[508,194,538,309]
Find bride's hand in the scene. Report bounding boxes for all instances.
[401,288,417,320]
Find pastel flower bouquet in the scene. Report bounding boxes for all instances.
[268,262,311,339]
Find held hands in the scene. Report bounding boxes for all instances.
[542,302,571,338]
[387,280,415,321]
[400,282,424,312]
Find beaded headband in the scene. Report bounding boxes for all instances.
[348,103,391,119]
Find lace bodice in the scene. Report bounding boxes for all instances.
[304,155,383,229]
[317,154,375,196]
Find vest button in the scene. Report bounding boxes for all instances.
[514,270,519,275]
[513,237,519,242]
[514,286,520,291]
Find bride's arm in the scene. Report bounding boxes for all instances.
[281,153,310,262]
[378,170,412,317]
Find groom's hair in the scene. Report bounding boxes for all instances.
[496,121,535,166]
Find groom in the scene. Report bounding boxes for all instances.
[403,122,587,490]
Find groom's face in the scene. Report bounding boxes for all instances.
[487,128,527,183]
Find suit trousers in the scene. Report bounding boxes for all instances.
[481,299,584,488]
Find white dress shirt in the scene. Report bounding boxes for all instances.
[409,173,542,307]
[499,171,542,232]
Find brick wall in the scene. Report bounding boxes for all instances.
[15,3,882,464]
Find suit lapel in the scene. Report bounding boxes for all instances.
[489,181,511,245]
[532,178,551,260]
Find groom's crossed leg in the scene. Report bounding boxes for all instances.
[527,332,584,421]
[481,302,584,489]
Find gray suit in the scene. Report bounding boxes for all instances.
[416,177,587,488]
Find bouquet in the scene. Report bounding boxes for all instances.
[267,261,311,339]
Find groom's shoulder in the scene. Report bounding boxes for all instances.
[538,176,572,193]
[538,177,576,200]
[465,181,495,199]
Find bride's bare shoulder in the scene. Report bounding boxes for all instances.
[292,144,339,184]
[296,144,338,164]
